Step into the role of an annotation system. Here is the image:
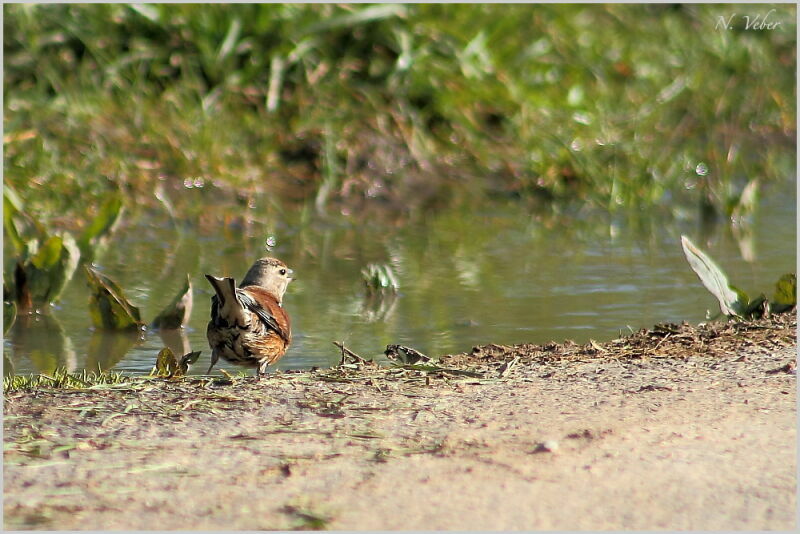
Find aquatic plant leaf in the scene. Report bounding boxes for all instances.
[315,122,339,214]
[680,235,746,317]
[4,300,17,335]
[771,273,796,313]
[80,196,123,245]
[730,179,759,220]
[3,214,24,256]
[158,328,191,362]
[22,233,80,304]
[4,185,48,255]
[3,184,23,213]
[85,265,143,330]
[78,195,124,260]
[11,311,71,375]
[728,284,752,314]
[178,350,202,375]
[30,235,62,269]
[47,233,81,302]
[150,274,193,329]
[152,347,179,378]
[360,291,399,322]
[12,262,32,309]
[361,263,400,295]
[22,241,53,303]
[3,187,25,254]
[743,294,768,319]
[22,238,39,259]
[3,354,14,377]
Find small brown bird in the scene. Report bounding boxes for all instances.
[205,257,293,377]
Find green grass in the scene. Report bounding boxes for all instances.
[3,4,796,230]
[3,367,130,392]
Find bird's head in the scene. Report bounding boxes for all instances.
[239,257,294,303]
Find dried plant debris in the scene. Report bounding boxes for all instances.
[384,344,431,365]
[5,314,795,397]
[441,313,796,373]
[333,341,371,366]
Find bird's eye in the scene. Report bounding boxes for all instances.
[279,269,286,275]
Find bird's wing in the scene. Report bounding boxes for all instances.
[236,288,291,343]
[206,275,249,327]
[209,294,219,320]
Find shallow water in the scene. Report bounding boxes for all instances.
[4,180,796,376]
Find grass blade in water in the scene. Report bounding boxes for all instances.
[85,265,143,330]
[680,235,745,317]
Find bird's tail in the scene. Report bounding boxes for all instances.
[205,274,247,327]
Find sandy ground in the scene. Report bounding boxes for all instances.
[3,315,797,530]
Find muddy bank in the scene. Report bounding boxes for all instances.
[3,315,796,530]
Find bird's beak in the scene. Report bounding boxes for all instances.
[287,268,295,281]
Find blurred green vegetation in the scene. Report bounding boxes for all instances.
[3,3,796,229]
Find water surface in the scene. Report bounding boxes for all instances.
[4,180,796,376]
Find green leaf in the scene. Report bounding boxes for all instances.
[743,294,768,319]
[46,233,80,303]
[217,17,241,62]
[23,239,39,260]
[150,274,193,329]
[3,187,25,255]
[127,3,160,23]
[361,263,400,295]
[3,354,14,377]
[3,184,23,213]
[178,350,202,375]
[152,347,179,378]
[4,300,17,335]
[4,185,47,254]
[24,233,80,304]
[30,235,62,270]
[680,235,746,317]
[730,179,759,220]
[78,195,124,260]
[85,265,143,330]
[771,273,796,313]
[302,4,407,34]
